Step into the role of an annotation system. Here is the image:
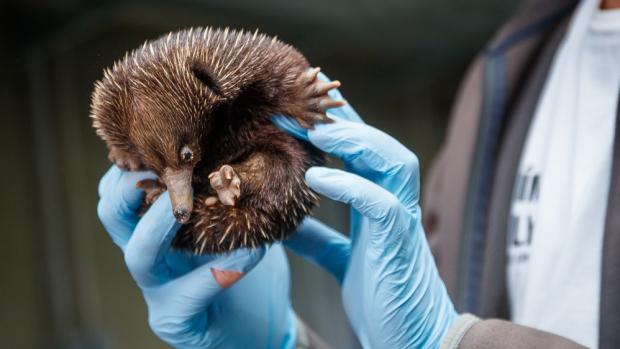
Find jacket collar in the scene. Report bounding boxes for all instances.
[485,0,578,54]
[459,0,578,313]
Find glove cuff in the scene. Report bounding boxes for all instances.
[439,313,480,349]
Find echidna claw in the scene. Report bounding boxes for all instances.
[294,67,346,128]
[204,196,219,206]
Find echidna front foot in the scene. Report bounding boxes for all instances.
[208,165,241,206]
[136,178,166,215]
[108,146,145,171]
[293,67,346,128]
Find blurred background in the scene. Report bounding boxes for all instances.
[1,0,518,348]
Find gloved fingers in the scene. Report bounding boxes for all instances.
[97,166,157,250]
[305,167,409,229]
[98,165,121,198]
[284,217,351,283]
[124,193,180,288]
[307,119,420,212]
[164,247,267,309]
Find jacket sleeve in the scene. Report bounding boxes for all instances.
[440,314,587,349]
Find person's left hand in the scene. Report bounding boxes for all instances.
[97,166,296,349]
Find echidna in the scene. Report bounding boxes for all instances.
[90,27,344,254]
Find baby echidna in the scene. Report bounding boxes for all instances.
[91,27,344,254]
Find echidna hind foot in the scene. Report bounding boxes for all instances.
[291,67,346,128]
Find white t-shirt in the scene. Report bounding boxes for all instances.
[506,1,620,348]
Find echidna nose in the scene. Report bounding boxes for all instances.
[163,167,194,224]
[173,207,191,224]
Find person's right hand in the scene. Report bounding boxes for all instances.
[273,75,458,348]
[97,166,296,349]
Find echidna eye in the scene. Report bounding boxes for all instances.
[180,145,193,163]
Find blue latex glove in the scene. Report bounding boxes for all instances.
[97,166,296,349]
[273,74,458,349]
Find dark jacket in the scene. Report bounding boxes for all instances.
[424,0,619,347]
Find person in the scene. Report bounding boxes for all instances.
[96,0,620,347]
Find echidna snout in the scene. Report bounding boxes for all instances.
[163,167,194,224]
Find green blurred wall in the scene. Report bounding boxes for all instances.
[0,1,518,348]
